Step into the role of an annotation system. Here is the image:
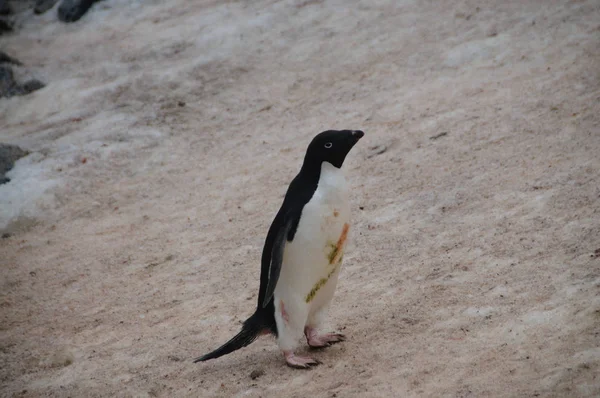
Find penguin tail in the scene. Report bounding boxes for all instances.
[193,312,266,363]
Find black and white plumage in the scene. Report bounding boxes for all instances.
[194,129,364,368]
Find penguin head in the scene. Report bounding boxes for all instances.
[304,130,364,169]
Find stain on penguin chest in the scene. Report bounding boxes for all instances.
[327,221,349,265]
[305,221,350,303]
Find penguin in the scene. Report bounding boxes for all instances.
[194,129,364,368]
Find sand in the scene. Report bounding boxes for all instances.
[1,0,599,396]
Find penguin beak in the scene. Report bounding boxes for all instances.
[352,130,364,140]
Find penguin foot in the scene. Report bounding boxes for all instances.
[305,327,346,349]
[283,351,321,369]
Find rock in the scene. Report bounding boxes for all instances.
[34,0,59,14]
[0,17,12,34]
[249,369,265,380]
[21,79,45,94]
[429,131,448,140]
[0,65,17,96]
[0,65,45,97]
[0,143,29,185]
[58,0,99,23]
[0,0,11,16]
[0,51,22,65]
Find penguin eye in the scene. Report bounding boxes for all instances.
[324,142,333,149]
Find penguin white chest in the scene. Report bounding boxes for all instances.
[276,162,351,309]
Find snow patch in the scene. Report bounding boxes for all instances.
[0,153,60,232]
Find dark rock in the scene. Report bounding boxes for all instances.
[0,0,11,16]
[430,131,449,140]
[21,79,45,93]
[249,369,265,380]
[0,65,17,96]
[0,65,45,97]
[35,0,59,14]
[0,51,22,65]
[0,17,12,34]
[58,0,99,23]
[0,143,29,185]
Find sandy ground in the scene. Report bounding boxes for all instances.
[1,0,599,397]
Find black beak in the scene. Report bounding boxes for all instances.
[352,130,364,140]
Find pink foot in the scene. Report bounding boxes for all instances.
[283,351,321,369]
[304,327,346,348]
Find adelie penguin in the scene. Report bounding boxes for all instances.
[194,129,364,368]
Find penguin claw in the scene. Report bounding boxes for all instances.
[283,352,321,369]
[307,332,346,349]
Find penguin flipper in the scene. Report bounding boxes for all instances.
[262,214,296,308]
